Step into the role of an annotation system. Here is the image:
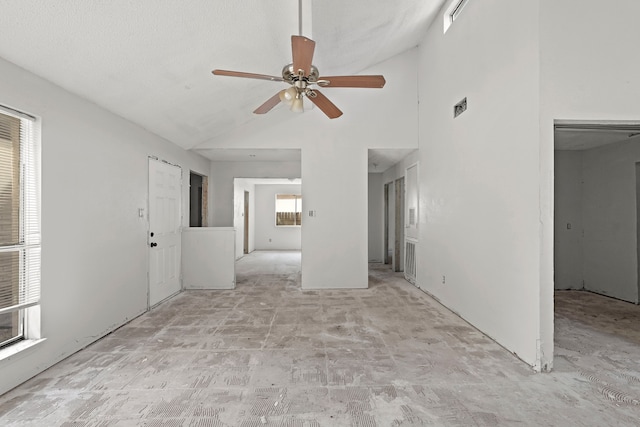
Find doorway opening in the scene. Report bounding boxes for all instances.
[554,121,640,361]
[368,149,418,279]
[554,121,640,302]
[233,178,302,260]
[233,177,302,286]
[189,171,208,227]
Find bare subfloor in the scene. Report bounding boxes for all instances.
[1,251,640,425]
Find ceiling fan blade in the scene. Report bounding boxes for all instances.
[307,90,343,119]
[317,75,386,88]
[253,92,282,114]
[291,35,316,77]
[212,69,284,82]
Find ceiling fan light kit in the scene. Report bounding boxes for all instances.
[212,35,386,119]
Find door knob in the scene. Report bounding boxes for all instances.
[150,242,157,247]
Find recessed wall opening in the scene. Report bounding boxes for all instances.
[554,120,640,355]
[189,171,208,227]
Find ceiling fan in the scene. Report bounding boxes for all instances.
[212,35,386,119]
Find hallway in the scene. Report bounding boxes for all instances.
[0,252,639,425]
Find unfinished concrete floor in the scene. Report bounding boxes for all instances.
[1,251,640,425]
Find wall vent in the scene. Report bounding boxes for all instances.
[405,241,416,284]
[454,97,467,118]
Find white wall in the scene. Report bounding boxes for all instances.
[368,173,384,262]
[582,142,640,303]
[555,142,640,303]
[540,0,640,367]
[540,0,640,122]
[0,56,210,395]
[582,143,639,302]
[210,161,301,227]
[198,48,419,289]
[408,0,640,371]
[254,184,302,250]
[554,150,583,290]
[233,178,256,259]
[182,227,235,289]
[417,0,544,369]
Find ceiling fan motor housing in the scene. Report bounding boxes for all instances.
[282,63,319,84]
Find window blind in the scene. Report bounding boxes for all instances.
[276,194,302,226]
[0,107,40,315]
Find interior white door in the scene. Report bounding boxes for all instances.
[148,158,182,307]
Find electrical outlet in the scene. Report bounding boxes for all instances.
[442,275,446,284]
[269,238,272,243]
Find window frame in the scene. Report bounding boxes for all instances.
[450,0,469,22]
[0,104,41,353]
[443,0,469,33]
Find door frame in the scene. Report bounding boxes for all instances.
[384,182,391,265]
[404,162,419,284]
[636,162,640,303]
[244,190,250,255]
[394,176,405,272]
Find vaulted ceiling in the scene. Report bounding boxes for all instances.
[0,0,447,160]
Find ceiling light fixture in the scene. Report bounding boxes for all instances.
[290,92,305,113]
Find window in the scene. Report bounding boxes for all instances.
[0,106,40,349]
[444,0,469,33]
[276,194,302,226]
[450,0,469,22]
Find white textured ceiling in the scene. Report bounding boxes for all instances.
[205,149,301,163]
[0,0,446,159]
